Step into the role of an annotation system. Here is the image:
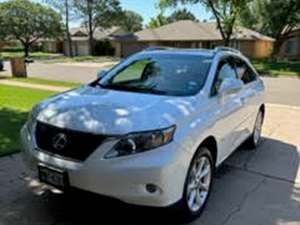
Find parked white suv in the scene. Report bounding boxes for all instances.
[21,47,265,219]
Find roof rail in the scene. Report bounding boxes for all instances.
[214,46,241,54]
[144,46,173,51]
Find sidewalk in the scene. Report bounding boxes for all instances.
[0,79,70,92]
[56,61,117,68]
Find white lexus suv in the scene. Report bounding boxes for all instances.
[21,47,265,219]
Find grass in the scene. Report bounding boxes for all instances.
[0,75,83,88]
[42,55,119,64]
[0,84,57,156]
[1,51,56,59]
[253,59,300,77]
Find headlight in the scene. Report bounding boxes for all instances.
[105,125,176,158]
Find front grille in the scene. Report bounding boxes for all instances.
[35,121,106,161]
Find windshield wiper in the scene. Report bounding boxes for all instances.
[128,85,168,95]
[96,83,167,95]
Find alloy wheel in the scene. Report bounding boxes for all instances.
[186,155,212,212]
[253,112,263,146]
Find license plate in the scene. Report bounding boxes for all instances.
[38,165,68,189]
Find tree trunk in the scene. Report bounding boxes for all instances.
[23,44,30,57]
[224,37,230,47]
[65,0,73,57]
[272,38,284,59]
[87,0,94,56]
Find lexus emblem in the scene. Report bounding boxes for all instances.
[52,133,68,151]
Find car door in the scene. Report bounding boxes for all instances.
[210,57,245,162]
[234,57,260,140]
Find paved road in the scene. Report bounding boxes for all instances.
[1,61,102,83]
[263,77,300,107]
[0,104,300,225]
[1,61,300,106]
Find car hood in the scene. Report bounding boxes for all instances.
[36,85,200,134]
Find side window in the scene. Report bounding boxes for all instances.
[211,58,237,96]
[235,58,257,84]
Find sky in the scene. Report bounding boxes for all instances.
[27,0,213,27]
[119,0,212,25]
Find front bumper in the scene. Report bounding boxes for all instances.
[21,124,190,207]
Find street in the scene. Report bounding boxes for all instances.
[2,61,300,106]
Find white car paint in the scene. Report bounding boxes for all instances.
[21,48,265,207]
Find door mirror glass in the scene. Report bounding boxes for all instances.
[97,69,108,79]
[219,78,243,96]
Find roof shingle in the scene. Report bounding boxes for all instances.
[119,20,274,42]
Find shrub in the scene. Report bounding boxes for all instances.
[94,39,115,56]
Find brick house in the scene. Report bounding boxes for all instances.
[279,27,300,59]
[64,26,129,56]
[112,20,275,58]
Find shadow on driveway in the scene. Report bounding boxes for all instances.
[0,137,299,225]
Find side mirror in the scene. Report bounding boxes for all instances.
[219,78,243,96]
[97,69,108,79]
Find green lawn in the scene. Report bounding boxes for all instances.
[0,84,57,156]
[1,50,56,59]
[43,55,119,64]
[253,59,300,77]
[0,75,82,88]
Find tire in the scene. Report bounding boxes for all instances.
[248,110,264,149]
[177,147,214,221]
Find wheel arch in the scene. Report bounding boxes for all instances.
[179,135,218,213]
[198,136,218,167]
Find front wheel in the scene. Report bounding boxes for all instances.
[248,110,264,148]
[178,147,214,221]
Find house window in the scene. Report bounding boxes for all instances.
[286,38,297,55]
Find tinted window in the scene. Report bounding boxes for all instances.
[235,58,257,84]
[98,54,212,96]
[212,58,237,95]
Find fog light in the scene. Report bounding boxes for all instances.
[146,184,158,194]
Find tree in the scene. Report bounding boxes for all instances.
[167,8,198,23]
[73,0,122,55]
[118,10,143,32]
[0,0,62,57]
[45,0,75,57]
[147,3,169,29]
[148,12,169,28]
[147,8,197,28]
[160,0,248,46]
[239,0,300,57]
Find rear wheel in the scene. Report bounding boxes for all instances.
[248,110,264,148]
[178,147,214,221]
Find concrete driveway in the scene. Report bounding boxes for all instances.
[0,104,300,225]
[1,61,300,225]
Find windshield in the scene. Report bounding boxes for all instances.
[96,54,212,96]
